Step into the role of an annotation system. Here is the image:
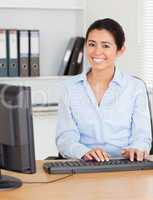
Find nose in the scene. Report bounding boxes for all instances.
[94,46,103,55]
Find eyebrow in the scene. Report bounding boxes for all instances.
[88,40,113,45]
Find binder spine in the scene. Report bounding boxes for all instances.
[18,30,29,77]
[7,30,19,77]
[0,29,8,76]
[29,30,40,76]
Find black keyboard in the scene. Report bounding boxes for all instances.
[43,158,153,174]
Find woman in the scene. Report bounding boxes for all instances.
[56,18,152,162]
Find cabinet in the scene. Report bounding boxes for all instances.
[0,0,86,158]
[33,110,58,160]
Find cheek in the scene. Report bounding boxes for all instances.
[86,48,93,55]
[86,50,94,61]
[107,51,118,60]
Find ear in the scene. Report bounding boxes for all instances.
[117,45,126,57]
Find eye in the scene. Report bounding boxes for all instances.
[88,42,96,47]
[102,44,110,48]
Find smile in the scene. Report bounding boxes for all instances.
[92,58,105,64]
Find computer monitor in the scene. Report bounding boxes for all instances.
[0,84,36,190]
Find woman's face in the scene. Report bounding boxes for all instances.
[86,29,124,71]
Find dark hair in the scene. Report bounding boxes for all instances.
[85,18,125,50]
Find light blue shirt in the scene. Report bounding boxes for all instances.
[56,68,152,158]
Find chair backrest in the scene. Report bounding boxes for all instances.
[133,76,153,154]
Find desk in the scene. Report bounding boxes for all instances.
[1,160,153,200]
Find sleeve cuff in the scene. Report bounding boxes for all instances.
[124,142,151,153]
[60,144,91,159]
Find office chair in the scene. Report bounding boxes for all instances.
[146,87,153,154]
[133,76,153,154]
[45,153,65,160]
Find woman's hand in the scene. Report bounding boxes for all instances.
[82,148,110,162]
[121,148,149,161]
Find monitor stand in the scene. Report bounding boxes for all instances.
[0,169,22,190]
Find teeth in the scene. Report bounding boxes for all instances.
[93,58,104,63]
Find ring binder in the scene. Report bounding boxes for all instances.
[0,29,8,76]
[58,38,76,75]
[7,30,19,77]
[29,30,40,76]
[67,37,85,75]
[18,30,29,77]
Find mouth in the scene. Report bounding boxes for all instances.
[92,58,105,64]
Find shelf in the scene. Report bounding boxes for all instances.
[32,103,58,114]
[0,75,72,81]
[0,75,70,106]
[0,0,85,10]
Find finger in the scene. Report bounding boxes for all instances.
[83,153,93,161]
[102,151,110,161]
[83,156,88,161]
[136,150,144,161]
[95,149,105,161]
[129,149,135,161]
[121,149,129,158]
[90,151,101,162]
[121,149,129,157]
[144,151,149,160]
[121,151,128,156]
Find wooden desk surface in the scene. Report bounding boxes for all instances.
[1,159,153,200]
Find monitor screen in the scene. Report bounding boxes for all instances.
[0,84,36,190]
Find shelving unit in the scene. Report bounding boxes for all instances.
[0,0,87,159]
[0,0,87,103]
[0,0,86,76]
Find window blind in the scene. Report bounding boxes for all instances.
[143,0,153,88]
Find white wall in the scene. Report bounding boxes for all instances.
[85,0,140,76]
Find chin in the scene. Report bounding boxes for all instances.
[91,63,114,71]
[92,64,108,71]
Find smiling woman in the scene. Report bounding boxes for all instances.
[56,18,152,163]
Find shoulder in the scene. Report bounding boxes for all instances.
[58,74,84,105]
[121,71,147,92]
[63,74,83,91]
[59,74,83,99]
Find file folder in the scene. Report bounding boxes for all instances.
[58,38,76,75]
[29,30,40,76]
[0,29,8,76]
[7,30,19,77]
[18,30,29,76]
[67,37,85,75]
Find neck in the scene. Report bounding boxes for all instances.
[87,67,115,87]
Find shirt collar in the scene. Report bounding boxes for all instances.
[78,67,123,87]
[111,67,123,86]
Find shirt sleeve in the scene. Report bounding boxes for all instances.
[55,86,90,159]
[127,81,152,152]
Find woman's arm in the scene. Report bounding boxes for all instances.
[130,81,152,150]
[122,81,152,160]
[56,87,90,159]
